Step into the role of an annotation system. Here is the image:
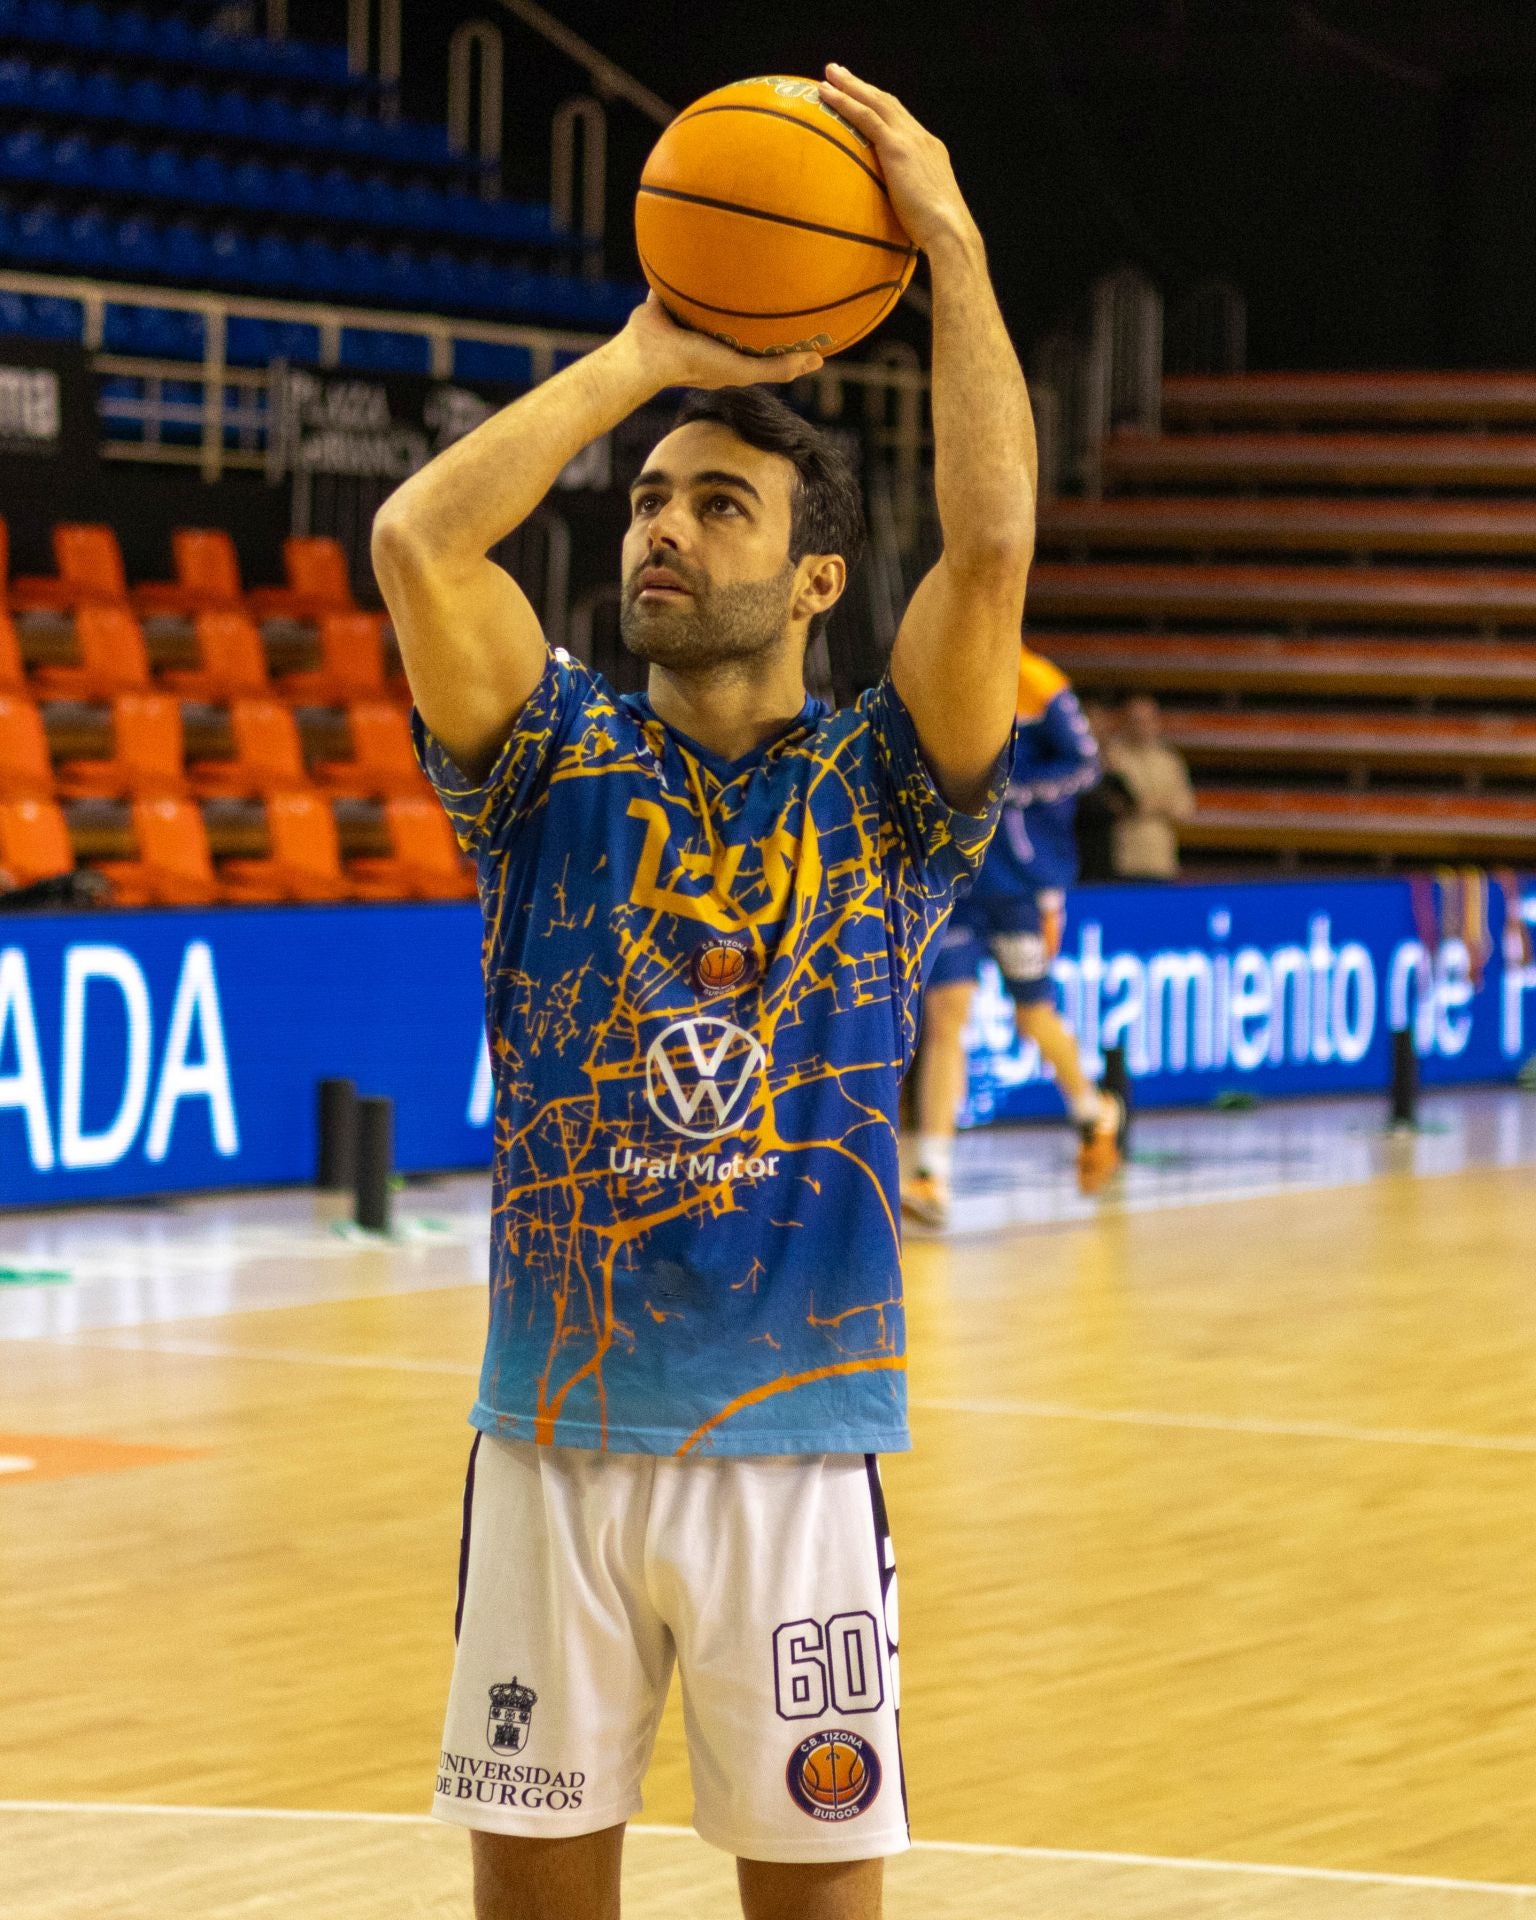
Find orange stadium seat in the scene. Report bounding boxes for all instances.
[29,606,152,701]
[187,697,310,799]
[313,699,428,798]
[133,529,246,617]
[9,524,130,613]
[219,790,351,902]
[277,612,386,705]
[247,536,356,623]
[97,798,224,907]
[0,695,55,801]
[159,611,272,702]
[54,692,188,801]
[349,794,477,901]
[0,797,75,890]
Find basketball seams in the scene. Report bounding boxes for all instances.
[669,102,890,197]
[637,184,916,259]
[638,250,912,323]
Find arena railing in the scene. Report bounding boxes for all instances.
[0,265,930,471]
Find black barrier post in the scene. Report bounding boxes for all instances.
[1101,1040,1132,1151]
[1389,1027,1418,1129]
[316,1078,358,1190]
[355,1096,394,1234]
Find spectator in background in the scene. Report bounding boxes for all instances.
[1105,695,1195,879]
[1074,699,1135,881]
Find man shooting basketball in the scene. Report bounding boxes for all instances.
[373,65,1034,1920]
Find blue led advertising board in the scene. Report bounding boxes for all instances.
[0,876,1532,1206]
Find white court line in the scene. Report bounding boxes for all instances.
[45,1337,1536,1457]
[0,1801,1532,1897]
[911,1396,1536,1457]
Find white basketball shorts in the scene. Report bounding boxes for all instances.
[432,1435,909,1863]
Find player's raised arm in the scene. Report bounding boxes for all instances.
[371,300,823,781]
[819,64,1035,812]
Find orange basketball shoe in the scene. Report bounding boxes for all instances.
[900,1170,951,1230]
[1077,1091,1125,1195]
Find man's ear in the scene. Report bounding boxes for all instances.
[792,553,847,628]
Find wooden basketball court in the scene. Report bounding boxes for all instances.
[4,1089,1535,1917]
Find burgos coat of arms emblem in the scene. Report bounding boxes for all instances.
[487,1678,537,1754]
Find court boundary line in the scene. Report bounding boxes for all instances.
[43,1336,1536,1456]
[1,1800,1532,1896]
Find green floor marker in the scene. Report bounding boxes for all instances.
[0,1266,71,1286]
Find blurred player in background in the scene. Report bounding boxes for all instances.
[375,64,1033,1920]
[903,648,1122,1227]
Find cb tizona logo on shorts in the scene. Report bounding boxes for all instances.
[785,1728,883,1823]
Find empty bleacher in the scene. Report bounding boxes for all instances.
[0,0,641,352]
[0,513,474,904]
[1035,370,1536,869]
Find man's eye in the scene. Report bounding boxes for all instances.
[633,494,661,514]
[706,495,740,515]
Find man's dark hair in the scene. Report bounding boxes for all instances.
[671,386,866,640]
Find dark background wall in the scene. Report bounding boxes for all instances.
[288,0,1536,373]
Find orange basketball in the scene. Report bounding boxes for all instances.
[635,75,917,358]
[800,1740,868,1807]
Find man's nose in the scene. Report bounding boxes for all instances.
[646,498,692,551]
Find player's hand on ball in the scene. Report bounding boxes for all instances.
[818,64,974,253]
[624,294,824,390]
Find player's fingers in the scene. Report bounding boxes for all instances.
[818,79,884,137]
[823,63,900,118]
[754,350,825,384]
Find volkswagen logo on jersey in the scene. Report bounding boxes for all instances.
[644,1017,768,1140]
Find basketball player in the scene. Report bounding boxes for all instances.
[373,66,1034,1920]
[902,648,1122,1228]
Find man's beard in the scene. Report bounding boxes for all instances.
[619,553,797,670]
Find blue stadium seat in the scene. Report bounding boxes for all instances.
[226,313,319,366]
[249,230,300,291]
[453,339,532,386]
[0,127,42,183]
[77,65,123,118]
[27,291,83,338]
[167,81,209,135]
[97,372,144,438]
[47,130,95,186]
[162,215,209,280]
[122,75,169,127]
[102,302,203,358]
[187,150,232,204]
[0,289,31,333]
[144,144,190,198]
[12,199,64,262]
[63,203,113,269]
[207,221,252,284]
[0,57,31,108]
[112,210,161,276]
[276,160,322,217]
[207,86,253,139]
[161,377,203,443]
[339,327,429,374]
[35,60,83,112]
[95,135,139,192]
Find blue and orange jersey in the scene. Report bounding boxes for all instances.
[415,653,1005,1457]
[969,649,1098,897]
